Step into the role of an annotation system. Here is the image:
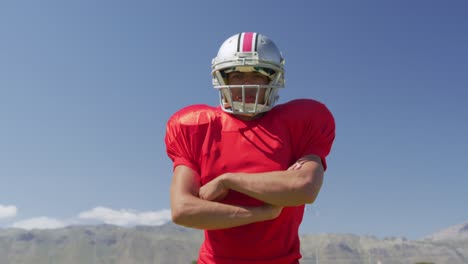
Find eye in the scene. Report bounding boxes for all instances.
[253,75,264,81]
[227,72,243,83]
[253,74,269,83]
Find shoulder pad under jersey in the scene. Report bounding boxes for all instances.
[168,104,218,127]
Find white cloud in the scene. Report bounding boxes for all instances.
[6,207,171,230]
[12,217,66,230]
[78,207,171,226]
[0,204,17,219]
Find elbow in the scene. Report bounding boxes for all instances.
[170,197,194,227]
[300,174,324,204]
[171,206,185,226]
[302,189,320,204]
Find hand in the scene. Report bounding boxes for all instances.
[261,204,284,220]
[288,161,303,170]
[199,177,229,202]
[287,157,309,170]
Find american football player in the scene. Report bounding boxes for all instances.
[165,32,335,264]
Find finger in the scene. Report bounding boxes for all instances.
[287,162,302,170]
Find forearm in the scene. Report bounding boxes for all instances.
[222,164,323,206]
[171,194,277,230]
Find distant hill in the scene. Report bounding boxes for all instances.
[300,232,467,264]
[424,221,468,241]
[0,221,467,264]
[0,224,203,264]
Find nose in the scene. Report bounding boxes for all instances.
[243,76,260,84]
[231,87,258,100]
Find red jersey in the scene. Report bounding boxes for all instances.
[165,99,335,264]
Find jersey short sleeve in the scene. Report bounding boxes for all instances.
[279,99,335,170]
[164,104,215,174]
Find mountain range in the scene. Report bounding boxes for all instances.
[0,221,466,264]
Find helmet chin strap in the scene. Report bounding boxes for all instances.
[222,102,265,120]
[231,101,267,113]
[223,101,268,113]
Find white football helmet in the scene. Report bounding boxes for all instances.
[211,32,285,115]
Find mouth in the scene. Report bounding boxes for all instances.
[244,97,257,103]
[233,95,256,102]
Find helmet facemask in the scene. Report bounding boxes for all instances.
[215,65,282,115]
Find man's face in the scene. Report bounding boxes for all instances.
[226,71,270,104]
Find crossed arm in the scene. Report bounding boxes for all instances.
[170,155,324,230]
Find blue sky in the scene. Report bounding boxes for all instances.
[0,0,467,240]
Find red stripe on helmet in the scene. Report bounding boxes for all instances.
[242,32,255,52]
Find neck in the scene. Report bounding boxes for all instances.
[232,112,265,121]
